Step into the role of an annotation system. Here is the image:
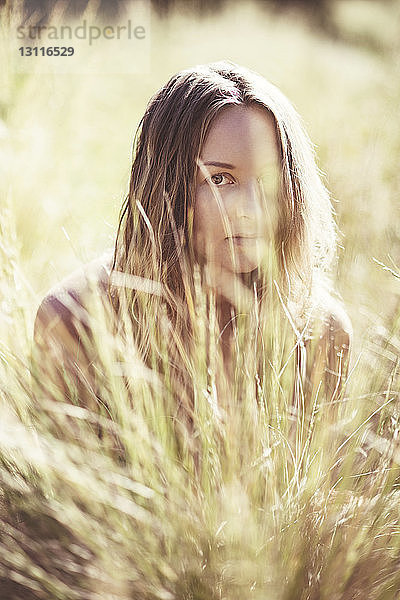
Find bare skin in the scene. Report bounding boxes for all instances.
[193,104,280,289]
[34,106,352,413]
[33,255,113,412]
[192,104,351,400]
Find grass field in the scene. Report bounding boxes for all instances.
[1,1,400,598]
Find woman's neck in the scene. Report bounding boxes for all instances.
[216,297,236,373]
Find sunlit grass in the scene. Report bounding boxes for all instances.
[1,0,400,598]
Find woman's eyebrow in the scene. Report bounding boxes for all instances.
[201,160,236,169]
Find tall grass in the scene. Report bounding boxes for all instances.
[1,1,400,598]
[3,237,399,599]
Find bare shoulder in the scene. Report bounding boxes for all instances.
[33,252,113,406]
[34,251,113,351]
[316,295,352,356]
[302,294,352,403]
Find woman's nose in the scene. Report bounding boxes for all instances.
[232,180,262,220]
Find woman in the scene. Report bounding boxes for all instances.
[33,60,352,431]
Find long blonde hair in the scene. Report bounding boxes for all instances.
[111,60,336,371]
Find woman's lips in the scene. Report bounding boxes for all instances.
[226,235,259,246]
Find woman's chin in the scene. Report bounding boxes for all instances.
[226,257,259,275]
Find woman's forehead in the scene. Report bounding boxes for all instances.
[199,104,280,173]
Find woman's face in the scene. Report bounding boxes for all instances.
[193,104,281,280]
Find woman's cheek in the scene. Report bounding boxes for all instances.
[193,193,212,258]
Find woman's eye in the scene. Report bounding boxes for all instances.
[208,173,233,186]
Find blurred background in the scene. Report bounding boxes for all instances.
[1,0,400,352]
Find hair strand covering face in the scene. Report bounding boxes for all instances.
[109,60,337,377]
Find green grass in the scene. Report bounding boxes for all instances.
[1,1,400,598]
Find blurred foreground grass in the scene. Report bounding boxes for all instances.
[1,1,400,598]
